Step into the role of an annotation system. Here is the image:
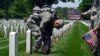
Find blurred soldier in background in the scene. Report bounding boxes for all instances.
[81,0,99,29]
[81,6,97,29]
[81,0,100,56]
[27,0,63,54]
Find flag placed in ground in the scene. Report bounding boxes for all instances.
[83,29,98,51]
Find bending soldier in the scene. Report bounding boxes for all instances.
[27,4,63,54]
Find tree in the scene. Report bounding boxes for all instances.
[0,0,14,18]
[0,0,76,18]
[78,0,93,12]
[30,0,75,7]
[8,0,32,19]
[55,7,68,19]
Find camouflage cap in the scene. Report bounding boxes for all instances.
[33,6,41,11]
[42,5,51,11]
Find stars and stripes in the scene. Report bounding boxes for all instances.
[83,30,98,50]
[68,9,80,19]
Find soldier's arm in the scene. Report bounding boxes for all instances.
[27,15,35,29]
[39,12,52,28]
[82,6,97,15]
[27,15,34,22]
[91,14,97,20]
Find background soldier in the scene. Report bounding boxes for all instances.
[81,5,97,29]
[81,0,100,56]
[27,0,63,54]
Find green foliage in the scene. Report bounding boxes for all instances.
[55,7,68,19]
[78,0,93,12]
[0,10,5,18]
[8,0,32,19]
[0,0,75,19]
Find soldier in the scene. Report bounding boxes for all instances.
[81,0,100,56]
[27,3,63,54]
[81,6,97,29]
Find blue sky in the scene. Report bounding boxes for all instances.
[52,0,82,8]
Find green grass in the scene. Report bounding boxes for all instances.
[0,21,93,56]
[0,34,26,47]
[50,21,93,56]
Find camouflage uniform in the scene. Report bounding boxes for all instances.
[82,6,97,29]
[27,5,57,54]
[82,0,100,55]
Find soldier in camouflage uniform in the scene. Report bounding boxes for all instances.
[27,4,60,54]
[81,0,100,56]
[81,5,97,29]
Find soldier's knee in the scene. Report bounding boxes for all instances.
[32,31,41,37]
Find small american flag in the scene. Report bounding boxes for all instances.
[83,30,98,50]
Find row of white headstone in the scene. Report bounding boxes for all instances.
[3,24,28,38]
[0,19,28,38]
[52,22,74,39]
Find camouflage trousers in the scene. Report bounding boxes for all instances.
[27,19,52,51]
[94,32,100,56]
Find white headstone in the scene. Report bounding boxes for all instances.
[20,26,23,34]
[16,26,19,33]
[4,26,8,38]
[9,32,18,56]
[26,29,32,54]
[24,25,26,33]
[11,25,14,32]
[52,28,59,38]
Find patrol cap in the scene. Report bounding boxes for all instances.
[42,5,51,11]
[33,6,41,11]
[33,6,43,13]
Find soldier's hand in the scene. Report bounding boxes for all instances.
[93,24,100,31]
[80,13,86,19]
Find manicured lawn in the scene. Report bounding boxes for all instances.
[50,22,93,56]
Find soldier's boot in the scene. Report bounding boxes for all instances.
[33,47,38,53]
[46,47,51,54]
[42,45,51,54]
[33,33,42,53]
[42,39,51,54]
[33,42,42,53]
[97,49,100,56]
[94,49,100,56]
